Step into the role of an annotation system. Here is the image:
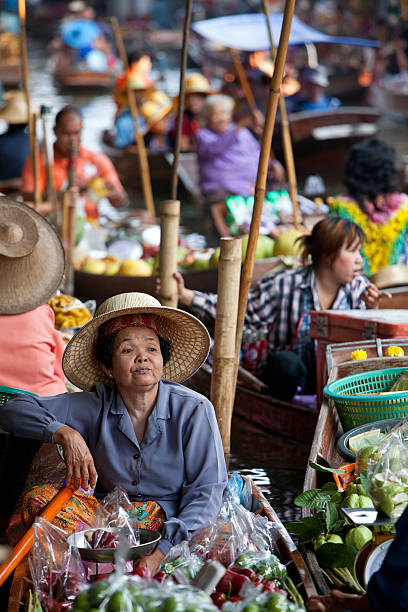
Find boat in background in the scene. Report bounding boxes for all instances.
[52,68,117,89]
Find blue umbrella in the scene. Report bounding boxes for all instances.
[61,19,100,49]
[192,13,379,51]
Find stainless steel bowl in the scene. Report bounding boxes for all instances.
[67,527,161,563]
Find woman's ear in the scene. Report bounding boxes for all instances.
[101,364,113,379]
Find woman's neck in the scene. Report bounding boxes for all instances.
[314,265,341,310]
[118,383,160,443]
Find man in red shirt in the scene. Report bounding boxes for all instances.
[21,105,128,219]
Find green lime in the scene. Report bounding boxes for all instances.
[108,590,128,612]
[162,596,184,612]
[243,605,261,612]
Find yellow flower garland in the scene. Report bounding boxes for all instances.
[328,196,408,275]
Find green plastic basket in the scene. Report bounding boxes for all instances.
[324,367,408,431]
[0,385,38,407]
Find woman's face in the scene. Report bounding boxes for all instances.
[207,103,232,133]
[105,327,163,392]
[186,93,206,115]
[330,239,363,285]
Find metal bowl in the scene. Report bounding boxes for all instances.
[67,527,161,563]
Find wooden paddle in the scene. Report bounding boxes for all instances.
[0,484,75,587]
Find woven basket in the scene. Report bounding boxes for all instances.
[324,367,408,431]
[0,385,37,407]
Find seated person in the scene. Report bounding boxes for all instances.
[173,72,215,151]
[172,217,390,401]
[0,292,227,574]
[141,93,173,153]
[21,105,128,220]
[0,91,30,185]
[286,65,340,113]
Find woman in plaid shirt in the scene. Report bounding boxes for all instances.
[174,217,390,401]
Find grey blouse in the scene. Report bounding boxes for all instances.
[0,380,227,554]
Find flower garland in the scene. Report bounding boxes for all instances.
[328,195,408,276]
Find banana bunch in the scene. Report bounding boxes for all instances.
[48,294,92,329]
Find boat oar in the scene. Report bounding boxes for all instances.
[0,484,75,587]
[171,0,193,200]
[234,0,296,384]
[262,0,300,229]
[110,17,155,219]
[211,237,242,467]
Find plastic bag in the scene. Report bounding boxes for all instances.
[72,571,218,611]
[48,293,93,330]
[84,487,140,550]
[160,541,204,582]
[367,425,408,518]
[29,517,86,611]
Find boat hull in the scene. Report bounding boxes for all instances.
[53,70,117,89]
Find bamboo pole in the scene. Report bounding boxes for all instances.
[211,237,242,467]
[31,111,42,211]
[41,106,55,202]
[262,0,300,229]
[159,200,180,307]
[230,50,258,118]
[18,0,31,149]
[110,17,155,218]
[234,0,297,381]
[171,0,193,200]
[0,485,74,587]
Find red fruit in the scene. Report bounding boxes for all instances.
[154,571,168,583]
[131,567,152,580]
[263,581,279,593]
[211,592,227,608]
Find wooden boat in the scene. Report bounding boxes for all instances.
[7,476,316,610]
[101,131,201,203]
[187,362,318,444]
[273,106,380,185]
[302,350,408,594]
[0,63,21,88]
[74,256,292,305]
[52,68,117,89]
[370,83,408,119]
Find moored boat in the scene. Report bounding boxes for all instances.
[52,68,117,89]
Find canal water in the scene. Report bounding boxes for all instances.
[24,38,408,524]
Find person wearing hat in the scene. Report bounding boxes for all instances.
[0,292,227,574]
[21,105,128,220]
[0,91,30,184]
[285,65,340,113]
[173,72,216,152]
[0,197,66,531]
[142,94,173,153]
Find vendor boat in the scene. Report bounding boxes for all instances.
[52,68,117,89]
[0,63,21,88]
[302,344,408,594]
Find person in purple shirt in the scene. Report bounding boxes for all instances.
[0,292,227,576]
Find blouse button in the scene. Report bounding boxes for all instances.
[132,480,137,486]
[133,453,139,459]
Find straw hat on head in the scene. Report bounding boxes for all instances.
[0,91,29,124]
[370,264,408,289]
[140,98,172,131]
[185,72,215,95]
[0,197,65,315]
[63,292,210,391]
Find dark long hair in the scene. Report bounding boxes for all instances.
[345,138,398,213]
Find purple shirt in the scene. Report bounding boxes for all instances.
[196,124,260,198]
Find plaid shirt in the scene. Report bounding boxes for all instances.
[192,264,368,366]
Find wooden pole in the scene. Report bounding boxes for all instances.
[262,0,300,229]
[0,485,74,587]
[110,17,155,218]
[171,0,193,200]
[41,106,55,202]
[31,111,42,211]
[234,0,297,381]
[18,0,31,149]
[230,50,258,118]
[211,237,242,467]
[159,200,180,307]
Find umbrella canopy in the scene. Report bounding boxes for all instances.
[192,13,379,51]
[61,19,100,48]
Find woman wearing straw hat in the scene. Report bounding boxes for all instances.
[0,292,227,574]
[0,91,30,185]
[173,72,216,152]
[0,197,66,530]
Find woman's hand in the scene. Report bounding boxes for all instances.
[134,548,165,576]
[307,591,372,612]
[362,283,392,309]
[53,425,97,491]
[155,272,195,307]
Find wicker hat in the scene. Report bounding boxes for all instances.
[0,198,65,315]
[370,264,408,289]
[140,98,172,131]
[63,292,210,390]
[0,91,29,124]
[185,73,215,95]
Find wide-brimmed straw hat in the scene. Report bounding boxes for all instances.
[185,73,215,95]
[63,292,210,391]
[140,98,172,131]
[0,197,65,315]
[0,91,29,124]
[370,264,408,289]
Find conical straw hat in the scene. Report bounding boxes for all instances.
[0,197,65,314]
[63,292,210,390]
[0,91,29,124]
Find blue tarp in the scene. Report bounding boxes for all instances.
[192,13,379,51]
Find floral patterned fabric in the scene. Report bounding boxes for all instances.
[22,484,165,535]
[328,194,408,276]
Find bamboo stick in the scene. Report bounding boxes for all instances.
[211,237,242,466]
[230,50,258,118]
[0,485,74,587]
[159,200,180,307]
[234,0,297,382]
[262,0,300,229]
[41,106,55,202]
[110,17,155,219]
[18,0,31,150]
[31,111,42,211]
[171,0,193,200]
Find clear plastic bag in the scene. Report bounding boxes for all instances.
[367,425,408,518]
[160,541,204,581]
[30,517,86,612]
[84,487,140,550]
[48,293,93,330]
